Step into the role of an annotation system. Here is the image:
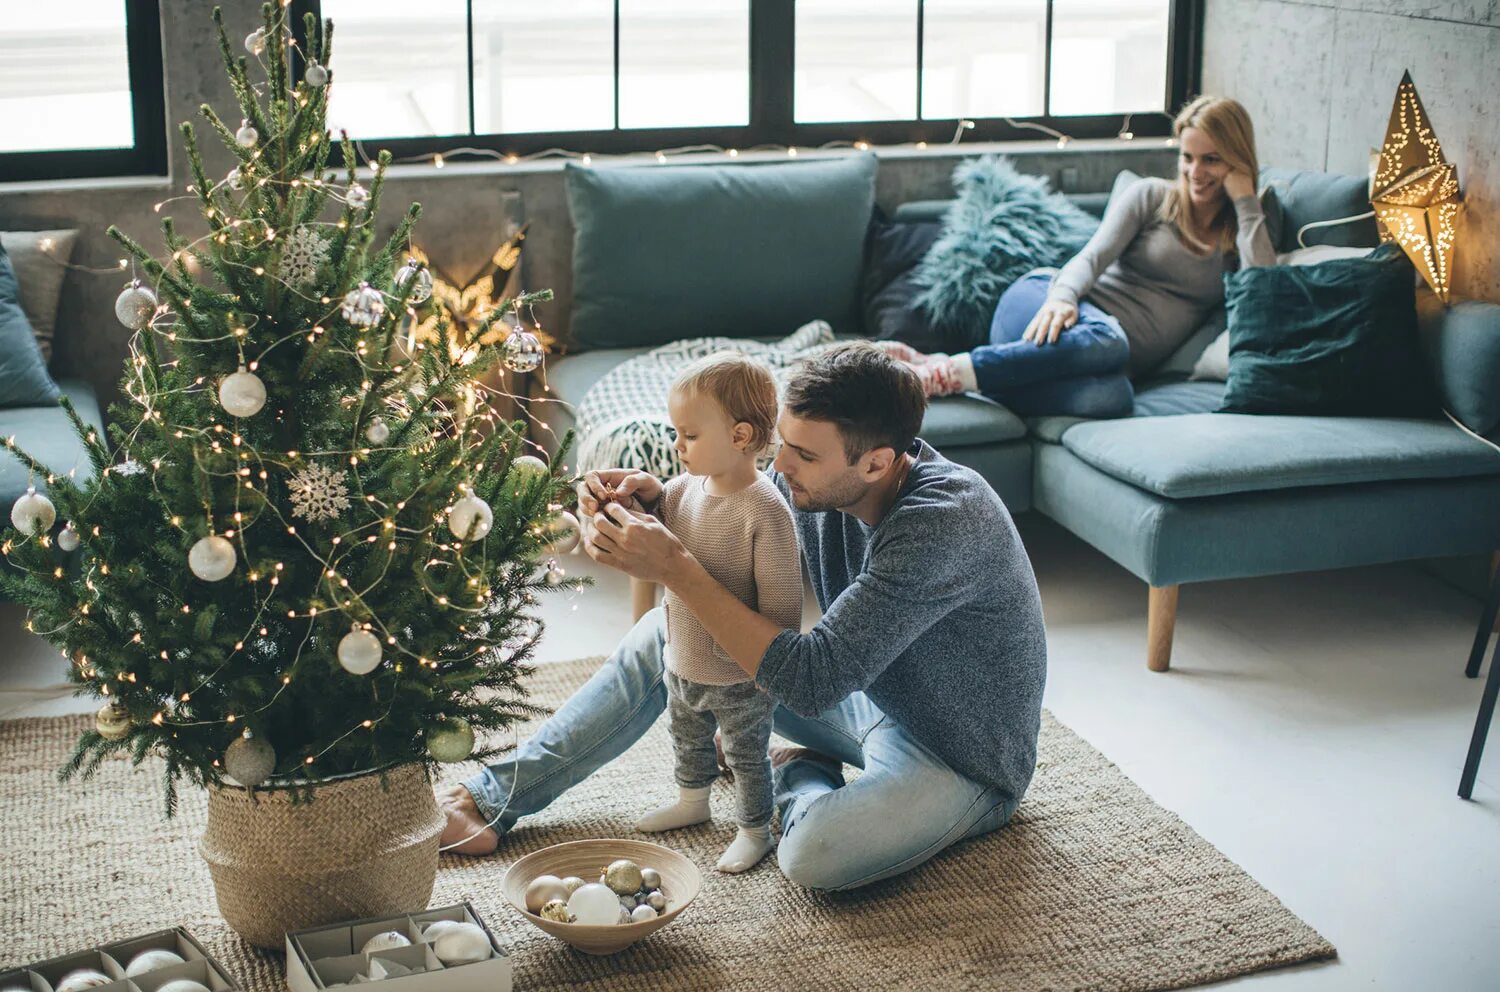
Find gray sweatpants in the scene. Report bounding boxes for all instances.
[665,669,776,829]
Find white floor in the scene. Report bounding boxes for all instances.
[3,515,1497,989]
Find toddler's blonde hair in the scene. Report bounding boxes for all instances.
[671,352,779,454]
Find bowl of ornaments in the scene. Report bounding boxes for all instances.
[502,839,701,955]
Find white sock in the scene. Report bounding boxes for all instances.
[951,352,979,392]
[635,786,711,832]
[716,824,773,874]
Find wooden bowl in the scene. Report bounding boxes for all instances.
[501,838,701,955]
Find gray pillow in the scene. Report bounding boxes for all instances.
[0,243,62,408]
[0,229,76,363]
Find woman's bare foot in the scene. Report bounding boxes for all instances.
[437,783,500,855]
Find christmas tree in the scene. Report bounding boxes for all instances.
[1,4,582,814]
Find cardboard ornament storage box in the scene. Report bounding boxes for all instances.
[1,928,240,992]
[285,903,510,992]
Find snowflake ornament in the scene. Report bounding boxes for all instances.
[288,462,351,522]
[279,226,328,288]
[114,459,145,477]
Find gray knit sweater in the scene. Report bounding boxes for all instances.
[755,440,1047,801]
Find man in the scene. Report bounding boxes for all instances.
[440,343,1047,891]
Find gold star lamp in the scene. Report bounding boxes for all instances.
[1370,70,1462,303]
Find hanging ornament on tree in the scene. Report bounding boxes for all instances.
[235,119,258,148]
[218,365,267,418]
[226,166,243,191]
[114,280,157,330]
[446,488,493,542]
[188,535,236,582]
[346,183,369,211]
[543,510,580,554]
[341,282,385,327]
[224,730,276,787]
[95,700,132,741]
[337,626,382,675]
[394,259,433,303]
[9,487,56,535]
[544,559,566,586]
[502,328,544,373]
[57,522,81,552]
[288,462,351,522]
[279,226,329,288]
[425,716,475,762]
[509,454,549,483]
[244,27,266,56]
[304,62,329,88]
[364,417,390,445]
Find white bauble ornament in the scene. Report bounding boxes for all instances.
[115,280,158,330]
[218,365,267,418]
[394,260,433,303]
[235,119,258,148]
[56,971,110,992]
[224,730,276,787]
[544,560,565,586]
[539,899,571,923]
[630,904,656,923]
[509,454,549,481]
[430,923,490,964]
[158,980,210,992]
[346,183,369,210]
[361,931,410,954]
[422,920,463,940]
[567,883,620,926]
[640,866,661,890]
[561,875,586,896]
[125,950,185,978]
[502,328,544,373]
[57,522,81,552]
[646,890,666,912]
[188,535,236,582]
[9,486,56,535]
[304,62,328,88]
[226,166,243,190]
[446,491,493,542]
[543,510,580,555]
[364,417,390,445]
[95,701,131,741]
[524,874,568,913]
[245,28,266,55]
[425,717,474,763]
[341,282,385,327]
[337,627,382,675]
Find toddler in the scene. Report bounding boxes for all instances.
[635,352,802,873]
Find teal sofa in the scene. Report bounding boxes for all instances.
[534,160,1500,671]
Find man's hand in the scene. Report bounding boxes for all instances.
[577,468,662,517]
[586,501,690,585]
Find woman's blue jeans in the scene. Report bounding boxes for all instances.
[968,272,1134,418]
[463,609,1016,892]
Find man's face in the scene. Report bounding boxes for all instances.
[772,412,875,512]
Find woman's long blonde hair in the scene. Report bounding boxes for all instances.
[1157,95,1260,255]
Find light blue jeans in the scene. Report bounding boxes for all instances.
[464,609,1017,891]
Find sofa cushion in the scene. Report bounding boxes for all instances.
[1027,380,1224,444]
[566,154,878,350]
[1418,296,1500,437]
[1060,413,1500,499]
[1,378,105,514]
[1258,168,1380,251]
[0,243,61,409]
[861,217,946,352]
[0,229,76,362]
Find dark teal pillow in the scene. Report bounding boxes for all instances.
[1417,297,1500,436]
[1258,168,1379,251]
[0,243,61,409]
[1221,244,1439,417]
[566,154,877,349]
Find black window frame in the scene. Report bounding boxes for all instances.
[304,0,1202,166]
[0,0,168,184]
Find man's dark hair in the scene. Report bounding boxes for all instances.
[783,342,928,463]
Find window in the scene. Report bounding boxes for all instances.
[307,0,1198,164]
[0,0,167,183]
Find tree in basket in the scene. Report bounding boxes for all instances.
[0,4,582,948]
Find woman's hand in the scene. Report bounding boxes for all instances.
[1223,169,1256,202]
[1022,298,1079,346]
[576,468,662,517]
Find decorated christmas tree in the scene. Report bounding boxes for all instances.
[1,4,582,814]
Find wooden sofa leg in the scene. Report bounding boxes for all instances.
[631,578,658,622]
[1147,585,1179,673]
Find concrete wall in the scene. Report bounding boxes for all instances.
[1203,0,1500,302]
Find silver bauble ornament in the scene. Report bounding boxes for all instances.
[341,282,385,327]
[394,260,433,303]
[224,730,276,787]
[364,417,390,445]
[235,119,258,148]
[226,166,243,190]
[346,183,369,210]
[114,281,157,330]
[426,717,474,763]
[304,62,328,88]
[57,522,81,552]
[125,950,185,978]
[244,28,266,55]
[218,365,267,418]
[544,560,566,586]
[446,491,493,542]
[9,486,56,535]
[188,534,236,582]
[502,328,544,373]
[539,899,571,923]
[646,890,666,912]
[543,510,580,555]
[640,866,661,890]
[95,701,131,741]
[337,627,382,675]
[509,454,549,481]
[525,875,568,913]
[630,904,656,923]
[567,883,620,927]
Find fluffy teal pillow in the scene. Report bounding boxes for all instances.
[0,243,62,409]
[1220,244,1438,417]
[914,156,1099,348]
[566,154,877,349]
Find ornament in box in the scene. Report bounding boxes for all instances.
[125,950,185,977]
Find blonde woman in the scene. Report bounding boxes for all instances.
[888,95,1276,417]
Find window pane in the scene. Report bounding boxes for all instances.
[472,0,613,135]
[921,1,1046,120]
[619,0,749,130]
[323,0,469,139]
[0,2,133,153]
[1049,0,1170,116]
[795,0,916,123]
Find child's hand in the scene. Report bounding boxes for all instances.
[578,469,662,516]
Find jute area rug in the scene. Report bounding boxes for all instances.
[2,657,1334,992]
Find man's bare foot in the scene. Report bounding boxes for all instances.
[437,783,500,856]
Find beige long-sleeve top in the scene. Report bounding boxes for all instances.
[658,473,803,686]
